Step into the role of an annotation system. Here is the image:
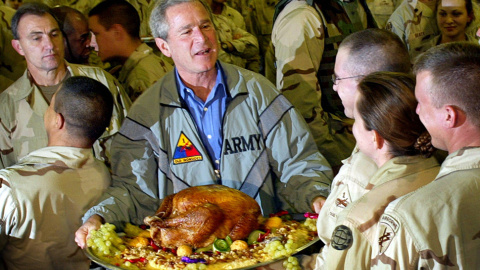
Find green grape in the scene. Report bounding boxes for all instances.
[88,223,126,260]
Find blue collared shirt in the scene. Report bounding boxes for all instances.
[176,63,228,170]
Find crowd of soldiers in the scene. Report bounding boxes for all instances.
[0,0,480,269]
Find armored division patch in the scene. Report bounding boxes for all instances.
[331,225,353,250]
[378,214,399,254]
[173,132,203,165]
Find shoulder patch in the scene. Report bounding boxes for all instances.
[331,225,353,250]
[173,132,203,165]
[328,184,352,219]
[377,214,399,254]
[385,22,393,31]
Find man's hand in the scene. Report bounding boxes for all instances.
[311,196,327,213]
[75,214,104,249]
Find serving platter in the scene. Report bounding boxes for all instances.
[85,236,319,270]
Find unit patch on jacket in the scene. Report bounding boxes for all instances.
[173,132,203,164]
[377,214,399,255]
[331,225,353,250]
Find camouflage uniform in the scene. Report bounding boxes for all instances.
[385,0,438,60]
[270,0,367,169]
[42,0,102,14]
[214,14,260,71]
[0,62,131,169]
[417,32,480,55]
[323,155,439,270]
[366,0,400,29]
[0,146,111,270]
[0,6,26,92]
[371,147,480,269]
[116,43,173,101]
[317,148,377,240]
[245,0,278,74]
[220,3,247,30]
[314,148,377,265]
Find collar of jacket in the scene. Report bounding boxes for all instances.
[159,61,247,108]
[11,61,75,103]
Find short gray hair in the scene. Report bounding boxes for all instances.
[149,0,214,40]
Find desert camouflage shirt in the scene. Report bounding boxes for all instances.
[116,43,173,101]
[324,155,439,270]
[215,13,260,71]
[385,0,438,60]
[270,0,368,168]
[371,147,480,269]
[0,146,111,270]
[0,62,131,169]
[0,6,26,92]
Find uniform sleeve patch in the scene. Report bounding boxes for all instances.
[331,225,353,250]
[377,214,399,254]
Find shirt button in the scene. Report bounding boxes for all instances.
[203,107,208,112]
[207,135,212,139]
[215,160,220,164]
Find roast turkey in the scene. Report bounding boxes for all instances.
[144,185,261,248]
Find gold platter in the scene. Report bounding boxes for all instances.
[85,236,320,270]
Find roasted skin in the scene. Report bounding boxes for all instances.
[144,185,261,248]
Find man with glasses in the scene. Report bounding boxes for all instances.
[268,0,372,173]
[304,28,412,269]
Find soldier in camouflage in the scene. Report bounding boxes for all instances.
[0,2,131,169]
[0,76,113,269]
[323,72,439,270]
[292,29,411,269]
[371,42,480,270]
[269,0,370,171]
[88,0,173,101]
[0,5,26,91]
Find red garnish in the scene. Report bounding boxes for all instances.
[304,212,319,219]
[140,224,148,230]
[257,229,270,242]
[269,210,289,217]
[150,239,160,251]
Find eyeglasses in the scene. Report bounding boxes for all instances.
[331,74,364,85]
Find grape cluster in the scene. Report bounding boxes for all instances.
[303,218,317,232]
[87,223,126,257]
[282,256,301,270]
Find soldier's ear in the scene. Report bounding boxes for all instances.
[11,39,25,56]
[55,112,66,130]
[155,37,172,58]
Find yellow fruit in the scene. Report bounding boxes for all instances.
[230,240,248,251]
[138,230,151,238]
[265,216,283,229]
[177,245,193,257]
[127,236,149,247]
